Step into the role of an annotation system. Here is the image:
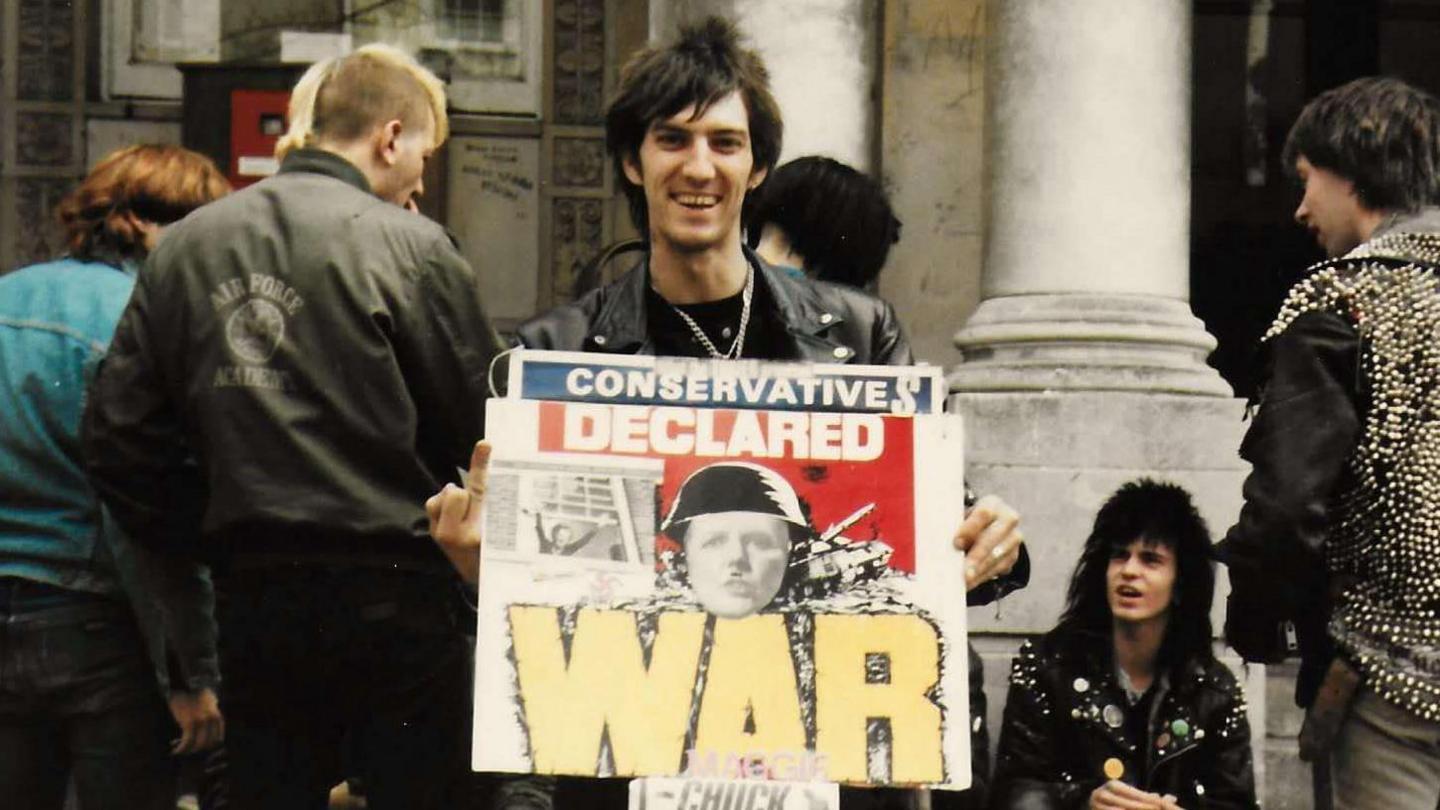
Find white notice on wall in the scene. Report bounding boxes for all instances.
[236,157,280,178]
[280,32,354,63]
[133,0,219,61]
[447,136,540,322]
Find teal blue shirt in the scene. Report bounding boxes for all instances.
[0,257,136,595]
[775,263,806,280]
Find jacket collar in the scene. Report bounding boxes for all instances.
[584,246,852,361]
[278,148,373,196]
[1370,205,1440,240]
[766,252,861,362]
[1063,629,1208,691]
[583,254,652,354]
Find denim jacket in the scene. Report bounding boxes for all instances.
[0,257,217,692]
[0,257,136,592]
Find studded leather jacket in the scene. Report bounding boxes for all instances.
[990,631,1257,810]
[1218,215,1440,722]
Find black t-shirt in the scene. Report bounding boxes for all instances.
[1126,684,1158,752]
[643,271,789,360]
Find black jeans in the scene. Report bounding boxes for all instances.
[0,579,175,810]
[215,565,474,810]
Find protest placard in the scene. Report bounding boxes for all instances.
[473,351,968,791]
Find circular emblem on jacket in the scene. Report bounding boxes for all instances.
[1102,704,1124,728]
[225,298,285,363]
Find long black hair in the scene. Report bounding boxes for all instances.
[1055,479,1216,678]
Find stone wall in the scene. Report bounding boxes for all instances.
[877,0,987,367]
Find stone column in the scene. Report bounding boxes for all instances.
[951,0,1228,396]
[950,0,1261,789]
[954,0,1247,631]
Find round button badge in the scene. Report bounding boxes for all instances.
[1102,704,1124,728]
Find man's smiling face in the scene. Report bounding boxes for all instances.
[623,90,767,255]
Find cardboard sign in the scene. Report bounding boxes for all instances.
[471,351,970,791]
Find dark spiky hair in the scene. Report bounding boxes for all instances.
[604,16,783,235]
[1056,479,1216,679]
[1283,76,1440,212]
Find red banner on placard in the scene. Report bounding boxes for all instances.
[535,401,919,572]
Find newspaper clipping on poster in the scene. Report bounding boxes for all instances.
[473,351,969,791]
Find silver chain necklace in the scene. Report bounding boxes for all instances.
[668,267,754,359]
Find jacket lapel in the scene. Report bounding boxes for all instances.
[584,261,654,355]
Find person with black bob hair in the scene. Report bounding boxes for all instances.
[747,156,902,288]
[990,480,1257,810]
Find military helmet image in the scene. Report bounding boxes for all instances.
[660,462,810,538]
[656,462,896,614]
[658,462,813,619]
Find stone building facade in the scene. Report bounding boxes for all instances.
[8,2,1440,806]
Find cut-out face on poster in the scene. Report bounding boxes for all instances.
[682,512,792,619]
[660,462,810,618]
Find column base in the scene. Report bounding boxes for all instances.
[949,294,1233,397]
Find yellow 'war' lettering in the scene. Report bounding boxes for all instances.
[812,614,943,783]
[693,614,806,759]
[509,607,705,775]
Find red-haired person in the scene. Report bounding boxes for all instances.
[0,144,229,809]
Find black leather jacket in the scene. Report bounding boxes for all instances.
[1214,309,1361,704]
[517,249,1030,608]
[991,631,1258,810]
[517,249,912,365]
